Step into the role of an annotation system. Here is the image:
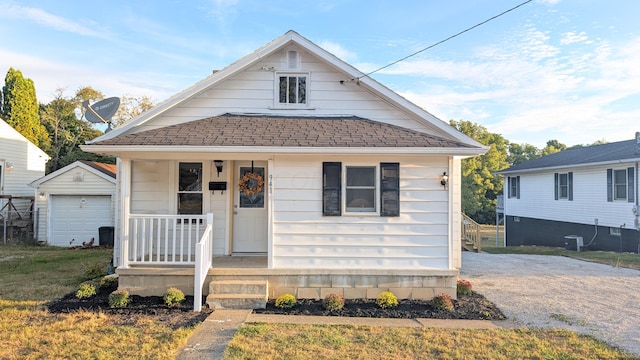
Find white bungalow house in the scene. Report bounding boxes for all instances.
[0,118,50,239]
[82,31,487,310]
[499,133,640,253]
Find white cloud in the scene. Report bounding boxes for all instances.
[318,41,358,62]
[206,0,239,25]
[0,4,104,37]
[386,23,640,147]
[560,31,589,45]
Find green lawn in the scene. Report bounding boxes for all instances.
[1,244,637,359]
[478,225,640,270]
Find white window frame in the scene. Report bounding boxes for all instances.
[613,169,627,201]
[343,164,379,215]
[557,173,569,199]
[508,176,519,199]
[177,162,203,216]
[272,71,311,109]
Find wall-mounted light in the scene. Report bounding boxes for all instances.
[440,172,449,189]
[38,192,46,199]
[214,160,224,177]
[5,162,14,171]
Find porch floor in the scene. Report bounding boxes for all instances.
[212,255,267,268]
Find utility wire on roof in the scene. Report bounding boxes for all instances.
[349,0,534,82]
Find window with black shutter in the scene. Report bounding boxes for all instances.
[322,162,341,216]
[380,163,400,217]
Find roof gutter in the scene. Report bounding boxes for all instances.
[81,144,488,157]
[498,157,640,175]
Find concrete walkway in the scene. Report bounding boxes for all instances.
[175,310,514,359]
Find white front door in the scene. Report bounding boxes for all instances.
[233,161,267,253]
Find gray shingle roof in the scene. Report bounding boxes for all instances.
[501,137,640,173]
[90,113,477,149]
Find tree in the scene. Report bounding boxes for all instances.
[541,139,567,156]
[40,87,112,172]
[450,120,510,224]
[507,143,541,166]
[1,68,50,147]
[111,94,155,126]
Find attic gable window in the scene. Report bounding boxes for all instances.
[278,73,307,105]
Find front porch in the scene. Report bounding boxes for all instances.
[117,213,458,310]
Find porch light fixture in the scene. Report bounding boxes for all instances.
[5,162,14,171]
[214,160,224,177]
[440,172,448,189]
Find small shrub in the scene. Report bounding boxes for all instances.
[99,275,119,291]
[457,279,473,296]
[377,291,399,309]
[75,282,97,299]
[323,293,345,311]
[83,263,106,280]
[109,289,130,308]
[432,293,454,311]
[163,287,186,307]
[275,293,297,309]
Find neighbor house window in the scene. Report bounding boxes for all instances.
[177,162,202,215]
[508,176,520,199]
[277,73,307,105]
[322,162,399,217]
[554,172,573,201]
[607,167,635,203]
[609,227,621,236]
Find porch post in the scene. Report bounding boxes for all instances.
[118,158,131,269]
[206,212,214,259]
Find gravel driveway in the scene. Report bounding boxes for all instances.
[460,252,640,357]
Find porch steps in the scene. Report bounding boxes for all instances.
[206,280,268,310]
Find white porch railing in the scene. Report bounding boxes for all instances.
[124,214,210,266]
[194,213,213,311]
[121,213,214,312]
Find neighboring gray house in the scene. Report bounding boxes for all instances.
[499,132,640,253]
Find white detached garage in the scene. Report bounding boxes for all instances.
[30,161,116,247]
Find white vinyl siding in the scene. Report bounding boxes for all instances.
[131,47,452,139]
[504,165,637,229]
[0,120,48,201]
[272,155,450,270]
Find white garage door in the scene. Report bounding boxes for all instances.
[50,195,113,247]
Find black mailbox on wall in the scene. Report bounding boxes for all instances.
[209,182,227,193]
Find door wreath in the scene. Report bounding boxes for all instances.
[239,172,264,196]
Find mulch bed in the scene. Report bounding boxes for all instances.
[254,292,505,320]
[47,286,504,330]
[46,285,212,330]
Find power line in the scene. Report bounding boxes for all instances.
[351,0,534,81]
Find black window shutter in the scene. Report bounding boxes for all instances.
[516,176,520,199]
[568,172,573,201]
[507,177,512,198]
[380,162,400,216]
[554,173,559,200]
[606,169,613,202]
[322,162,341,216]
[628,167,635,203]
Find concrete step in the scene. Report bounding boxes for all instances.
[208,280,267,295]
[206,293,267,310]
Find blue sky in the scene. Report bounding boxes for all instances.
[1,0,638,148]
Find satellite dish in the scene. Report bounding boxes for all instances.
[83,97,120,132]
